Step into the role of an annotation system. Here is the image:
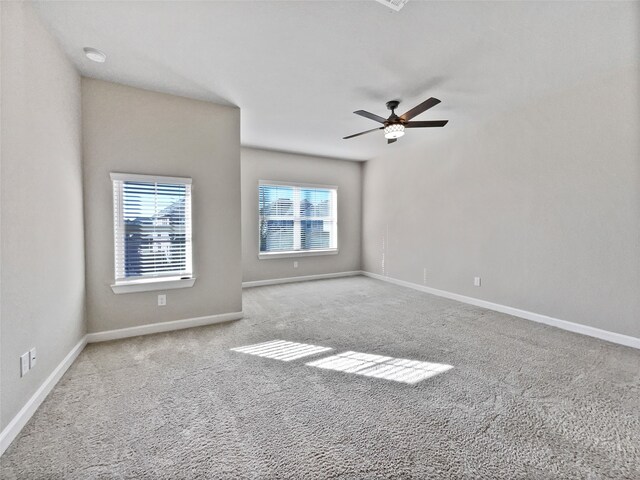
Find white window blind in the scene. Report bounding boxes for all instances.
[112,173,193,284]
[259,182,337,255]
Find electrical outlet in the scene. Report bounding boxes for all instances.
[474,276,481,287]
[20,352,30,377]
[158,294,166,306]
[29,348,37,369]
[293,261,298,268]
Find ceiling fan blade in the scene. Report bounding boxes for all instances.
[387,138,397,144]
[400,97,441,121]
[343,127,383,139]
[404,120,448,128]
[354,110,387,124]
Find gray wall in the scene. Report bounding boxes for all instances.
[363,66,640,339]
[1,2,85,430]
[82,78,242,333]
[242,148,362,282]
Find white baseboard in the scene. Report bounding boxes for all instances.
[0,335,88,456]
[86,311,244,343]
[242,271,361,288]
[362,271,640,349]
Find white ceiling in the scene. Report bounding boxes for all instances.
[34,1,639,161]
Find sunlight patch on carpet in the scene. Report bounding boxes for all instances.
[231,340,332,361]
[306,351,453,384]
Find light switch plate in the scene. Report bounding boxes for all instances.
[20,352,30,377]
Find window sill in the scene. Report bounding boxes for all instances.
[111,277,196,294]
[259,249,338,260]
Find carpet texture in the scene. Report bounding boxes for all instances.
[1,276,639,479]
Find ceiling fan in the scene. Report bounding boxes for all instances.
[343,98,448,144]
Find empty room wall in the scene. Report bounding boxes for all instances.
[362,66,640,339]
[241,147,362,282]
[82,79,242,333]
[1,2,85,430]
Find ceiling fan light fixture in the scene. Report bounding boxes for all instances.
[384,123,405,139]
[344,98,446,142]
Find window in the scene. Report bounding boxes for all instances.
[111,173,194,293]
[259,181,337,258]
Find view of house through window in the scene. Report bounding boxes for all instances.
[259,182,337,255]
[112,173,193,284]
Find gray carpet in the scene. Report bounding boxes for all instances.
[1,276,639,479]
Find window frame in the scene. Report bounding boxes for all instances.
[258,180,339,260]
[110,172,196,294]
